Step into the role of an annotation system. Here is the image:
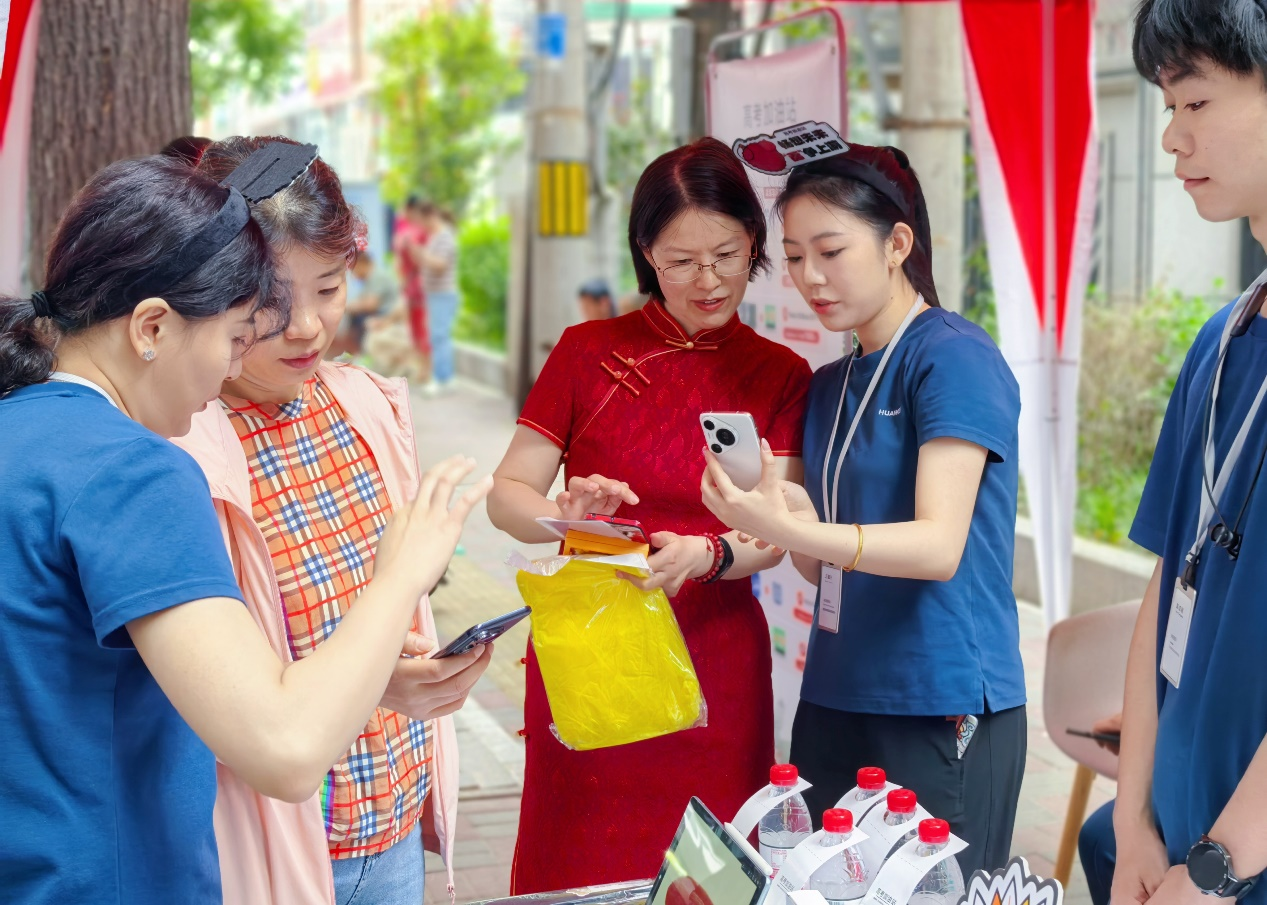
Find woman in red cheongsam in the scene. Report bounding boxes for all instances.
[489,137,811,894]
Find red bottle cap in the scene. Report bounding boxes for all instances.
[857,767,887,791]
[823,808,854,834]
[919,818,950,845]
[770,764,799,786]
[887,789,917,813]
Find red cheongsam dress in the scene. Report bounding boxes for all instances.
[511,300,811,893]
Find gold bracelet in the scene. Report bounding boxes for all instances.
[843,523,864,573]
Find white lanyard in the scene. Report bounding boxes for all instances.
[821,296,924,524]
[48,371,119,409]
[1184,276,1267,580]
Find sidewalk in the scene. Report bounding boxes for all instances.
[411,380,1115,905]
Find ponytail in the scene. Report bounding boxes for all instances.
[0,296,57,396]
[885,147,940,308]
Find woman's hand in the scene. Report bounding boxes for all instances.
[1142,866,1207,905]
[701,439,790,548]
[618,532,712,598]
[555,474,639,520]
[778,480,818,519]
[375,455,492,598]
[1111,821,1172,905]
[1093,712,1123,756]
[379,633,493,722]
[736,481,821,553]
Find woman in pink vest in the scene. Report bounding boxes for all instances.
[176,136,489,905]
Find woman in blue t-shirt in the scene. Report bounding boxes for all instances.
[0,153,491,904]
[703,143,1025,877]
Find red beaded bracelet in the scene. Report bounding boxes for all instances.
[697,532,725,583]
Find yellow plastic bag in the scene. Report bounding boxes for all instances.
[515,555,707,751]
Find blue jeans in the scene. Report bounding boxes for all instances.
[1079,799,1116,905]
[331,823,424,905]
[428,291,458,383]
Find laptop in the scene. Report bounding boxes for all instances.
[647,798,773,905]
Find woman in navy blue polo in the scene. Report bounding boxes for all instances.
[703,142,1025,877]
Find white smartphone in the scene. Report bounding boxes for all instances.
[700,412,762,491]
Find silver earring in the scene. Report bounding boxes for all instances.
[142,349,156,362]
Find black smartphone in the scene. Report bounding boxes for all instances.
[1066,727,1121,745]
[432,606,531,659]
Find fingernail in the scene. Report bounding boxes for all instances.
[761,438,771,452]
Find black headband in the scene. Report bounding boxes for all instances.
[812,152,912,220]
[122,141,319,303]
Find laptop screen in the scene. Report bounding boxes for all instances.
[648,798,768,905]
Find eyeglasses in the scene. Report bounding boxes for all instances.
[652,251,756,283]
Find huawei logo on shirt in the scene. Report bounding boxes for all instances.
[879,407,902,417]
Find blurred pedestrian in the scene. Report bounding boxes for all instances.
[577,278,616,321]
[417,205,459,396]
[617,291,650,316]
[392,196,430,379]
[329,250,398,360]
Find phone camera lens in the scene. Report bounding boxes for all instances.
[716,428,736,446]
[703,419,715,431]
[711,443,724,454]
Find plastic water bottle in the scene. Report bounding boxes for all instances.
[806,808,870,903]
[879,789,921,861]
[758,764,812,876]
[909,819,965,905]
[841,767,887,810]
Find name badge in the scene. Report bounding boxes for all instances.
[1160,578,1195,689]
[819,564,842,633]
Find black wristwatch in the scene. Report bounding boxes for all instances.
[1187,836,1258,899]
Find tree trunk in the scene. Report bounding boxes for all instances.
[898,2,966,313]
[28,0,190,286]
[681,0,740,142]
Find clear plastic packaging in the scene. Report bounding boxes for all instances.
[514,553,706,751]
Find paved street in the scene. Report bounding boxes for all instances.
[411,380,1115,905]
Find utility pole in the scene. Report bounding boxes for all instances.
[897,2,967,313]
[679,0,740,141]
[517,0,590,399]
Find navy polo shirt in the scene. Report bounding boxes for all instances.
[800,308,1026,716]
[1131,303,1267,895]
[0,382,245,904]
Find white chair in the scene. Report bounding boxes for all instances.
[1043,599,1140,886]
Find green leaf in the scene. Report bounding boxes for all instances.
[372,7,524,217]
[453,216,511,351]
[190,0,303,115]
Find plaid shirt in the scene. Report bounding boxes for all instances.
[223,377,431,858]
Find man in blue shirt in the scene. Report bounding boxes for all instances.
[1115,4,1267,905]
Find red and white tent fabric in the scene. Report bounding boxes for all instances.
[961,0,1097,624]
[1,0,39,295]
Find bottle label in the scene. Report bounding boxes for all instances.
[832,781,902,824]
[775,828,871,896]
[732,777,813,838]
[762,844,792,876]
[857,802,934,874]
[862,835,969,905]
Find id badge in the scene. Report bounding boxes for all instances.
[1160,578,1195,689]
[819,564,842,634]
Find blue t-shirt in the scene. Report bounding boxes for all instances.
[1131,304,1267,890]
[800,309,1025,716]
[0,382,245,904]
